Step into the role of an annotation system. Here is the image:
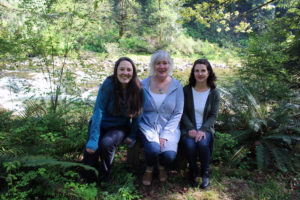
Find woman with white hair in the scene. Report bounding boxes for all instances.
[139,50,184,186]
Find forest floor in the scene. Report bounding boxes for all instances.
[96,150,300,200]
[100,163,299,200]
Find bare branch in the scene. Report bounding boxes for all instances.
[234,0,278,20]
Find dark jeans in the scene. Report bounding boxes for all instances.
[81,125,129,182]
[182,132,212,174]
[139,132,176,169]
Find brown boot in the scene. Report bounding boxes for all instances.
[158,165,168,182]
[142,167,153,186]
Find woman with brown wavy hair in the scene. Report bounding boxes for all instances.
[81,57,145,183]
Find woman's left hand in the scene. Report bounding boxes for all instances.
[159,138,167,152]
[195,131,206,142]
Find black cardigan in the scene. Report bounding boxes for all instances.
[180,85,220,154]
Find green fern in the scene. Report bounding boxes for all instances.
[220,81,299,171]
[265,134,300,147]
[231,145,248,161]
[0,155,98,175]
[255,144,264,170]
[263,141,292,172]
[18,100,47,119]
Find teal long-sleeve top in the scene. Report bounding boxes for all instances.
[86,77,145,151]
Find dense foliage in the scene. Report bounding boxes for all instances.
[0,0,299,199]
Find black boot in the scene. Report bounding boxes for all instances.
[189,166,198,188]
[80,168,98,183]
[200,171,210,189]
[99,165,111,184]
[99,172,111,183]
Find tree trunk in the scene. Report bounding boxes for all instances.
[158,0,162,43]
[119,0,125,37]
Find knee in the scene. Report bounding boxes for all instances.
[196,139,210,149]
[182,138,196,152]
[160,151,176,164]
[145,147,160,157]
[144,142,160,154]
[183,137,194,145]
[197,132,211,147]
[83,150,99,167]
[100,137,114,150]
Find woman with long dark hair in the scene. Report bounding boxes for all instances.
[82,57,144,183]
[180,59,220,189]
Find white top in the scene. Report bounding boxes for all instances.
[192,87,210,130]
[149,90,167,109]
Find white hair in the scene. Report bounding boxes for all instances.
[149,50,173,76]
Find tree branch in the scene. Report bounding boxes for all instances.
[235,0,278,20]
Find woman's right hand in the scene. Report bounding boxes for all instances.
[86,148,95,154]
[195,130,206,142]
[159,138,167,152]
[188,130,197,138]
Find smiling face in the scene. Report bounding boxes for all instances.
[117,60,133,87]
[194,64,209,84]
[154,59,169,80]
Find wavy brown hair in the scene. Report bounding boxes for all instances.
[111,57,143,117]
[188,59,217,89]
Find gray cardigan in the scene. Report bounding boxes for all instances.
[180,85,220,153]
[139,76,184,152]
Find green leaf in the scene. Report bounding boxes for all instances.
[255,144,264,170]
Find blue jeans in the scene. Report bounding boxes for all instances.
[182,132,211,174]
[82,124,129,182]
[139,133,176,168]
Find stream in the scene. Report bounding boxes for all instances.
[0,69,101,113]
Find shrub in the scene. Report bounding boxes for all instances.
[0,109,13,132]
[212,131,237,165]
[99,163,141,200]
[104,43,123,58]
[219,81,300,172]
[0,159,98,199]
[119,37,150,53]
[239,25,293,103]
[168,34,197,56]
[249,177,292,200]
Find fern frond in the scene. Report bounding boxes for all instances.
[291,112,300,119]
[286,126,300,134]
[0,155,98,175]
[264,141,292,172]
[218,87,231,98]
[231,130,252,142]
[263,147,271,168]
[231,145,247,161]
[265,134,300,144]
[18,99,47,119]
[219,86,247,112]
[264,134,292,146]
[249,118,267,132]
[255,144,264,170]
[236,81,264,117]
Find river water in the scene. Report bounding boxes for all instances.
[0,70,102,113]
[0,58,227,114]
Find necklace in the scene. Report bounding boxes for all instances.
[158,89,163,94]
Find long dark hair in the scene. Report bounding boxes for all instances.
[188,59,217,89]
[111,57,143,117]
